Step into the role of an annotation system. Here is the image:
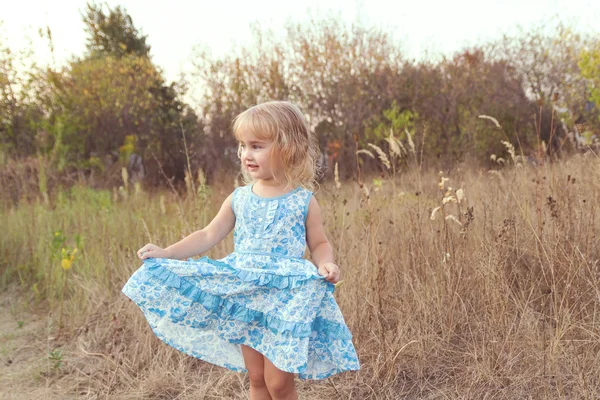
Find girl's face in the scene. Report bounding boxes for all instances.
[238,130,282,183]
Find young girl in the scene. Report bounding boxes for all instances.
[122,101,360,399]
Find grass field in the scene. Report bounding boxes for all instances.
[1,154,600,399]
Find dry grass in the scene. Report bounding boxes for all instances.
[2,153,600,399]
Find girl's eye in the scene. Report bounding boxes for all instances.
[253,145,262,150]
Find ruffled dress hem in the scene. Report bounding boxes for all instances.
[142,257,353,340]
[122,257,360,380]
[138,314,358,380]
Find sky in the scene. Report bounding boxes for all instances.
[2,0,599,101]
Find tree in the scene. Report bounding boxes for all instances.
[578,43,600,144]
[425,49,532,162]
[579,45,600,115]
[491,21,592,153]
[192,15,406,178]
[60,2,203,185]
[82,2,151,59]
[284,16,404,175]
[0,25,41,159]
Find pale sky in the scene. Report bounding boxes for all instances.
[2,0,599,98]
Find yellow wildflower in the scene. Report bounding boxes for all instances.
[60,248,77,270]
[61,259,72,270]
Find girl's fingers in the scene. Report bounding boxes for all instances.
[319,265,341,282]
[331,272,340,283]
[137,245,154,259]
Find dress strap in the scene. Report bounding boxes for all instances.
[303,188,313,221]
[231,186,247,217]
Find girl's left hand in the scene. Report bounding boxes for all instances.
[318,262,341,284]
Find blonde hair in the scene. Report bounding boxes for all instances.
[232,101,320,191]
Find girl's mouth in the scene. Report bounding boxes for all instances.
[247,164,258,171]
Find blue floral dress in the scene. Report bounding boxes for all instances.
[121,185,360,380]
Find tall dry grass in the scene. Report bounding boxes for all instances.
[2,153,600,399]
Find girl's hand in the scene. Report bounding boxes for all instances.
[137,243,170,260]
[317,262,341,284]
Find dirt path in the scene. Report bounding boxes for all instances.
[0,287,66,400]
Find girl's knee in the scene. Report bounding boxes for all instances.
[264,374,294,397]
[248,369,266,388]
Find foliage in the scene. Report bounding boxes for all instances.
[1,12,599,189]
[82,2,151,59]
[580,43,600,124]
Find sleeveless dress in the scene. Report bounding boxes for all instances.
[121,185,360,380]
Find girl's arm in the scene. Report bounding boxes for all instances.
[306,196,340,283]
[163,194,236,260]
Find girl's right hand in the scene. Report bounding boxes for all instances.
[317,262,341,284]
[137,243,170,260]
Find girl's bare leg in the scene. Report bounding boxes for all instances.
[241,345,272,400]
[263,356,297,400]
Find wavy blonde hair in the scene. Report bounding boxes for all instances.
[232,101,320,191]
